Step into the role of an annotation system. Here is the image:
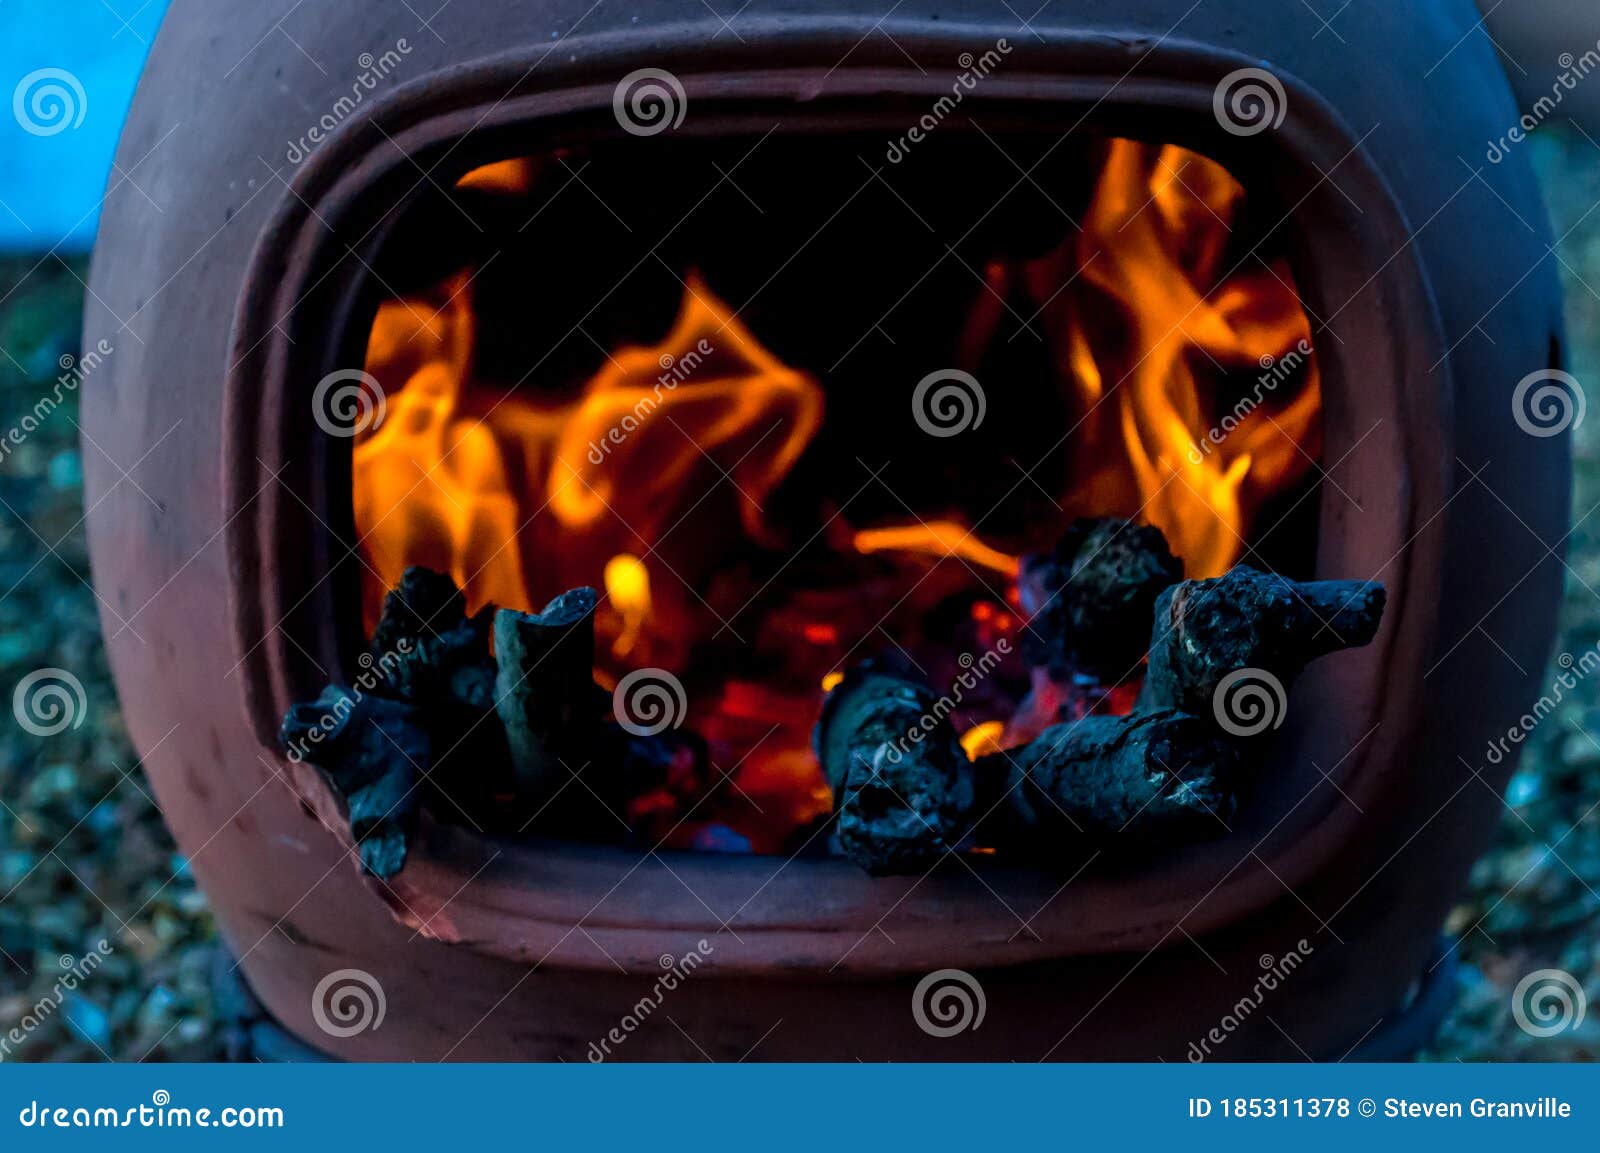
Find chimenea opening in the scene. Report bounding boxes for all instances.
[328,128,1325,863]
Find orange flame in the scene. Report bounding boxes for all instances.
[852,520,1020,577]
[1031,140,1321,576]
[354,273,824,637]
[842,142,1317,583]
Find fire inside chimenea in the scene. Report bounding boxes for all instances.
[293,133,1342,876]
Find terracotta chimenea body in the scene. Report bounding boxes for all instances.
[84,0,1567,1059]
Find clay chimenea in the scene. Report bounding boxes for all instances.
[83,0,1568,1059]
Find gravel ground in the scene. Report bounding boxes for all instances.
[0,131,1596,1063]
[0,256,223,1062]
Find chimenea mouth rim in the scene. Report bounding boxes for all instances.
[224,26,1448,975]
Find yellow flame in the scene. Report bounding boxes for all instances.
[960,720,1007,761]
[604,553,652,658]
[853,520,1019,577]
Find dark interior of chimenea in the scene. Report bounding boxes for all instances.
[339,129,1325,861]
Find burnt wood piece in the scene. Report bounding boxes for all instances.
[1019,518,1183,682]
[366,565,506,801]
[367,565,495,711]
[814,664,975,876]
[1139,567,1386,725]
[369,565,467,655]
[973,709,1239,851]
[493,587,604,805]
[279,687,429,878]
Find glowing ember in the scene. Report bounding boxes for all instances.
[455,157,538,195]
[959,720,1008,761]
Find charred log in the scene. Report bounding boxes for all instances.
[973,709,1239,851]
[1019,517,1183,683]
[364,565,507,805]
[814,664,975,875]
[279,687,429,879]
[493,587,606,806]
[1140,566,1386,726]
